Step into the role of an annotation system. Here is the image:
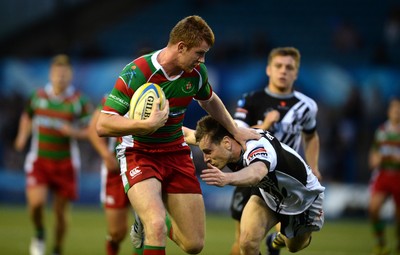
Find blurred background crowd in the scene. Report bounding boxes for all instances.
[0,0,400,211]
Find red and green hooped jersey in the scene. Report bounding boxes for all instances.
[371,121,400,171]
[98,95,118,155]
[26,84,92,160]
[102,50,213,148]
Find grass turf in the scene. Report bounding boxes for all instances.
[0,204,395,255]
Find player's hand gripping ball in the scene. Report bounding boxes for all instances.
[129,83,166,120]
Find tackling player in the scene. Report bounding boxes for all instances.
[196,115,325,255]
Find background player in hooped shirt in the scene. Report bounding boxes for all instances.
[96,15,258,255]
[368,97,400,255]
[231,47,322,255]
[88,95,130,255]
[14,54,92,255]
[195,115,325,255]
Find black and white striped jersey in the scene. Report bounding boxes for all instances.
[241,131,324,215]
[234,87,318,152]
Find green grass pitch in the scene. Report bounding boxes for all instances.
[0,205,396,254]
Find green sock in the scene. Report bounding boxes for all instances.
[36,227,45,240]
[132,246,143,255]
[372,221,386,246]
[372,221,385,233]
[165,213,173,239]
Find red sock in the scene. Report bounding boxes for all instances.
[106,239,119,255]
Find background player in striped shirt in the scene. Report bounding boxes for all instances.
[14,54,92,255]
[96,15,258,255]
[195,115,324,255]
[368,97,400,255]
[88,96,130,255]
[230,47,322,255]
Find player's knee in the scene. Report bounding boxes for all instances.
[287,246,302,253]
[146,217,168,239]
[239,235,258,253]
[240,242,258,253]
[108,228,127,243]
[287,236,311,253]
[180,239,204,254]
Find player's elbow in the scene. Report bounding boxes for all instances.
[253,175,264,184]
[250,163,268,184]
[95,113,115,137]
[96,121,108,137]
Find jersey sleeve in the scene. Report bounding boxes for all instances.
[302,97,318,134]
[103,78,132,115]
[243,138,276,171]
[99,95,107,109]
[370,125,384,152]
[80,95,93,126]
[25,91,37,118]
[193,63,213,101]
[103,62,145,115]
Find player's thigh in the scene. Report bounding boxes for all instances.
[127,178,165,223]
[165,193,205,239]
[369,192,388,214]
[241,195,276,243]
[26,185,48,208]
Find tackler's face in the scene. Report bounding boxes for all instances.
[199,135,231,170]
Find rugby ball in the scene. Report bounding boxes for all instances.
[129,83,166,120]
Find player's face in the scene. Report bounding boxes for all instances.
[178,40,210,72]
[266,55,298,93]
[49,65,73,94]
[388,99,400,123]
[199,135,231,169]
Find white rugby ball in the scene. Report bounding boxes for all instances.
[129,83,166,120]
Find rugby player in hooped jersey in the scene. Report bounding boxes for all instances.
[88,95,130,255]
[196,115,325,255]
[96,15,259,255]
[14,54,92,255]
[368,97,400,255]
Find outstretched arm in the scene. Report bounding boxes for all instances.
[200,161,267,187]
